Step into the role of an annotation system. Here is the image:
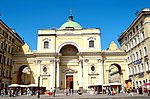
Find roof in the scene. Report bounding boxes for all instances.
[59,15,82,30]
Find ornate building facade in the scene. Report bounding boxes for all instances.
[0,19,24,90]
[12,15,128,92]
[118,8,150,89]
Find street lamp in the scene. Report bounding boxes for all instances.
[37,76,40,98]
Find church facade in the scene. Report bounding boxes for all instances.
[12,15,128,92]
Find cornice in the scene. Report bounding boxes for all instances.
[34,53,57,57]
[79,52,126,56]
[104,52,127,56]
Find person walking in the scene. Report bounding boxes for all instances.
[108,87,112,95]
[52,87,56,97]
[1,88,5,97]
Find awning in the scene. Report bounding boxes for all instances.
[109,82,121,85]
[9,84,20,87]
[102,84,110,87]
[144,82,150,86]
[28,84,39,87]
[88,84,102,87]
[20,85,28,87]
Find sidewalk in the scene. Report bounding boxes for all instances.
[1,92,149,99]
[34,92,150,99]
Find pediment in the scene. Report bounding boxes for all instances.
[63,68,77,73]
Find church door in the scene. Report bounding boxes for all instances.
[66,75,73,89]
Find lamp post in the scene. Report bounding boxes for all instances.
[37,76,40,98]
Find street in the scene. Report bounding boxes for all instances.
[0,93,150,99]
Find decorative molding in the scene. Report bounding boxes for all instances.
[97,59,102,63]
[50,60,54,63]
[63,68,77,73]
[78,59,83,63]
[87,37,96,40]
[84,59,89,63]
[56,59,60,63]
[42,38,51,41]
[88,73,99,76]
[37,60,42,64]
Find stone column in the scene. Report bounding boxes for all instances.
[56,59,60,88]
[36,60,42,84]
[50,60,54,89]
[98,59,103,85]
[84,59,89,88]
[78,59,83,88]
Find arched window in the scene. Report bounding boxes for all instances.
[89,40,94,48]
[44,41,49,49]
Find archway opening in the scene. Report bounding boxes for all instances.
[17,65,31,85]
[59,44,79,89]
[108,63,122,93]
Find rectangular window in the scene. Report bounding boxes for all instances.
[141,31,145,41]
[136,52,138,60]
[133,28,135,34]
[0,55,2,63]
[133,54,135,62]
[7,58,9,65]
[89,40,94,48]
[136,65,139,73]
[130,55,132,63]
[144,47,148,56]
[134,66,137,74]
[137,35,140,43]
[4,56,6,64]
[132,67,134,75]
[140,21,143,27]
[138,65,140,73]
[128,68,131,75]
[134,38,137,45]
[44,41,49,49]
[128,57,130,63]
[145,62,149,71]
[141,63,144,72]
[139,50,142,59]
[136,25,138,31]
[136,81,138,88]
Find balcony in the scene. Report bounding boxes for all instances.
[138,72,144,78]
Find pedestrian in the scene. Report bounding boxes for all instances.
[70,89,73,95]
[108,86,111,95]
[64,88,68,96]
[49,88,52,96]
[11,89,14,97]
[1,88,5,97]
[139,87,143,95]
[9,88,11,97]
[129,87,133,96]
[103,87,106,94]
[52,87,56,97]
[16,88,19,96]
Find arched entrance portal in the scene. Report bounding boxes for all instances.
[108,63,123,93]
[17,65,31,85]
[59,44,79,89]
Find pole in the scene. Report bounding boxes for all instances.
[37,76,40,98]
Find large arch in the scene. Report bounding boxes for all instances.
[108,63,123,93]
[57,41,82,53]
[59,44,79,89]
[17,65,31,85]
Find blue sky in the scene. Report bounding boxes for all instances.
[0,0,150,50]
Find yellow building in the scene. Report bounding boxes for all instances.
[12,15,128,93]
[118,8,150,89]
[0,19,24,90]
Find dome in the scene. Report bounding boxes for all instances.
[59,16,82,30]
